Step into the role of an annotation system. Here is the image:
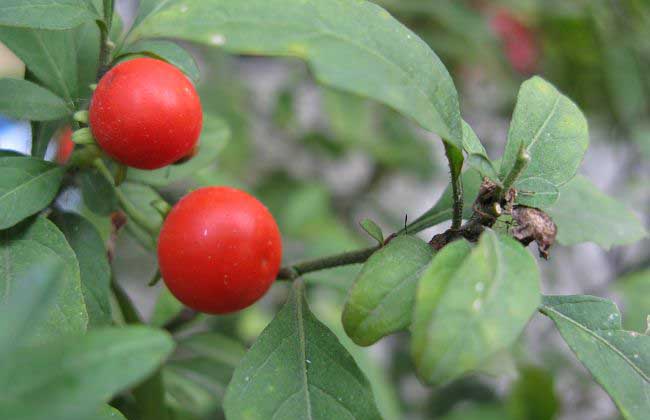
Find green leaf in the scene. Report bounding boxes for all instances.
[615,270,650,333]
[0,157,65,229]
[121,40,200,83]
[75,20,101,99]
[412,230,540,386]
[1,217,88,340]
[130,0,463,147]
[0,27,78,100]
[514,177,559,208]
[165,332,246,415]
[359,219,384,245]
[313,301,402,420]
[406,169,482,234]
[507,366,559,420]
[51,212,112,327]
[461,119,487,157]
[500,77,588,194]
[119,182,164,249]
[0,78,71,120]
[96,405,127,420]
[150,285,184,328]
[127,116,229,187]
[543,175,647,249]
[540,295,650,420]
[0,0,98,30]
[0,326,175,420]
[80,168,117,216]
[342,235,433,346]
[461,121,499,182]
[0,253,64,358]
[224,281,382,420]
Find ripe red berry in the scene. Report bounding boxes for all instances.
[55,126,74,164]
[157,187,283,314]
[89,57,202,170]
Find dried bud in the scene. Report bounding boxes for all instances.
[511,206,557,259]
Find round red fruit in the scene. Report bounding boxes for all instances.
[89,57,202,170]
[157,187,283,314]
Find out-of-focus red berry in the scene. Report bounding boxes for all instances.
[490,10,539,74]
[55,126,74,164]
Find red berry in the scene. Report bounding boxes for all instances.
[55,126,74,164]
[157,187,283,314]
[89,57,202,170]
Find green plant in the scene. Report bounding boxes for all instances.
[0,1,647,419]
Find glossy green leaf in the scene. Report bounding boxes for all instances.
[543,175,647,249]
[127,116,229,187]
[79,169,117,216]
[0,157,65,229]
[412,230,540,386]
[342,235,433,346]
[406,169,482,234]
[0,217,87,340]
[0,27,77,100]
[359,219,384,245]
[224,281,382,420]
[0,0,98,30]
[130,0,463,147]
[0,78,71,120]
[52,213,111,327]
[540,295,650,420]
[0,253,63,358]
[500,77,588,195]
[514,177,559,208]
[96,405,127,420]
[165,332,246,415]
[615,270,650,333]
[121,40,200,83]
[0,326,175,420]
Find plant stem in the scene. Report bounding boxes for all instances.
[97,0,115,79]
[444,142,464,230]
[498,143,530,198]
[277,246,380,280]
[111,279,168,420]
[94,159,161,236]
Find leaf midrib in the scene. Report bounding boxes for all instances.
[0,164,60,203]
[540,303,650,383]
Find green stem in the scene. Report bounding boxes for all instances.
[277,246,379,280]
[111,280,168,420]
[94,159,160,236]
[97,0,115,79]
[499,143,530,198]
[444,142,464,230]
